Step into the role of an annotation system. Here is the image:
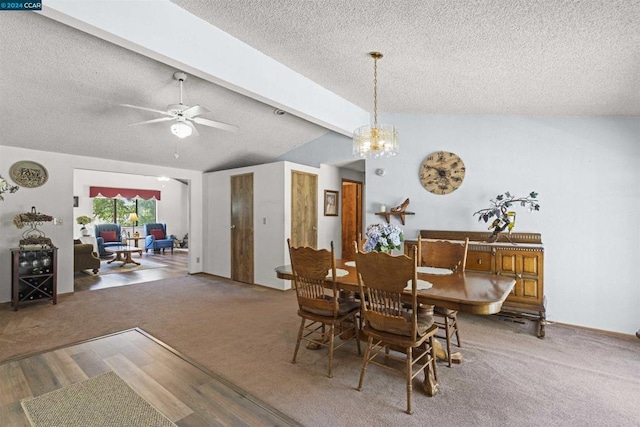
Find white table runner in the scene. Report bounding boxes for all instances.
[405,279,434,290]
[417,266,452,275]
[326,268,349,278]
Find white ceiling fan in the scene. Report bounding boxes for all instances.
[121,71,238,138]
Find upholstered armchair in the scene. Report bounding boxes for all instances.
[74,239,100,273]
[144,223,175,253]
[95,223,123,257]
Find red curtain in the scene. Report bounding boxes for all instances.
[89,186,161,200]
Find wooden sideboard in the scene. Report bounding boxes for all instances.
[405,230,545,338]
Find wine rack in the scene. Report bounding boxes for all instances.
[11,247,57,311]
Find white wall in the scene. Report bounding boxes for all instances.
[73,169,189,240]
[204,162,286,289]
[279,114,640,335]
[204,161,350,290]
[0,145,204,302]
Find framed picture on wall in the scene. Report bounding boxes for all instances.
[73,196,79,207]
[324,190,339,216]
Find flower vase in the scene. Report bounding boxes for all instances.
[81,226,89,236]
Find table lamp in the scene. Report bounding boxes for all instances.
[128,213,139,237]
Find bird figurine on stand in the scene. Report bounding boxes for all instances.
[391,198,410,213]
[473,191,540,243]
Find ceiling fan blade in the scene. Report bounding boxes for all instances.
[128,117,175,126]
[120,104,175,117]
[181,105,210,118]
[192,117,239,133]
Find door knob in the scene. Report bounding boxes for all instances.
[312,226,318,231]
[230,225,236,229]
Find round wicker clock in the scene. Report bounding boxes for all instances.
[419,151,465,195]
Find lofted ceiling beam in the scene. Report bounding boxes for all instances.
[38,0,368,137]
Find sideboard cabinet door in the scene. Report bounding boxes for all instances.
[495,249,543,307]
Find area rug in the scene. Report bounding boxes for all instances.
[95,258,167,275]
[21,371,176,427]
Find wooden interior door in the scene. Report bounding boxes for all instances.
[230,173,254,284]
[341,180,363,261]
[291,171,317,248]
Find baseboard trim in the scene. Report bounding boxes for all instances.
[551,321,638,341]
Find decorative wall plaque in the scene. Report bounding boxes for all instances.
[9,160,48,188]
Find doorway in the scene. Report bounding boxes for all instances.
[72,169,191,291]
[290,171,318,248]
[341,180,363,261]
[230,173,254,284]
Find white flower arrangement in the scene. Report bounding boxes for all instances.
[363,223,404,253]
[0,174,19,201]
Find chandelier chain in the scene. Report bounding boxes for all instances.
[373,55,378,125]
[352,51,398,159]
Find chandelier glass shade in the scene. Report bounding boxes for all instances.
[353,124,399,158]
[353,52,399,158]
[171,121,192,138]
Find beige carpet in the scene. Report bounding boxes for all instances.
[21,371,176,427]
[2,275,639,426]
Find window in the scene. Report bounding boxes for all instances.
[92,198,156,226]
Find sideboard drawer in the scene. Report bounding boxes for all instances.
[466,250,492,272]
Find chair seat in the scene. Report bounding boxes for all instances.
[369,312,434,337]
[301,296,360,317]
[363,323,438,347]
[434,306,457,316]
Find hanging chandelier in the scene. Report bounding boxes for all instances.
[353,52,399,158]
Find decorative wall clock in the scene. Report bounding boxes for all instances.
[9,160,48,188]
[419,151,465,195]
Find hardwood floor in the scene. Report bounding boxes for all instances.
[74,249,189,292]
[10,253,298,425]
[0,328,300,426]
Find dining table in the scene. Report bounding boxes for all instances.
[275,258,517,396]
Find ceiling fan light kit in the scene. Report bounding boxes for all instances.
[121,71,238,139]
[171,121,192,138]
[353,52,399,159]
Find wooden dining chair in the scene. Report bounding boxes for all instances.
[354,245,439,414]
[287,238,361,378]
[417,235,469,367]
[357,232,367,252]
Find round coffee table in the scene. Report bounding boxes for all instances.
[106,246,143,267]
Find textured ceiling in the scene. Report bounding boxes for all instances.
[1,1,638,173]
[0,11,327,172]
[174,0,640,116]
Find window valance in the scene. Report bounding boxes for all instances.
[89,186,161,200]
